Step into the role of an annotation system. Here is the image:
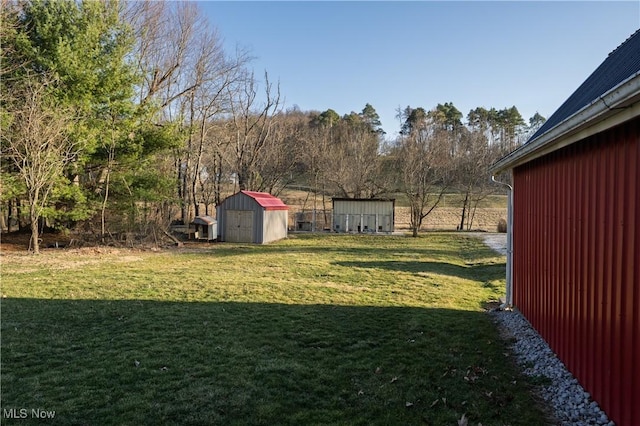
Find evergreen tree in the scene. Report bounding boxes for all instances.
[1,0,177,242]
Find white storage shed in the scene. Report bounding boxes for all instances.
[332,198,395,233]
[191,215,217,241]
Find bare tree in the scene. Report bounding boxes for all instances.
[199,120,236,207]
[2,77,79,253]
[304,107,386,199]
[124,1,204,225]
[254,109,307,195]
[126,1,200,111]
[454,128,500,230]
[227,71,282,191]
[323,115,382,198]
[186,33,248,219]
[395,107,452,237]
[126,1,250,224]
[297,111,335,223]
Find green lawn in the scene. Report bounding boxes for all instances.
[1,234,547,425]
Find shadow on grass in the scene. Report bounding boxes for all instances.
[2,298,545,426]
[181,244,471,262]
[332,260,506,284]
[178,233,502,264]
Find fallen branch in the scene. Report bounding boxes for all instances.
[163,230,183,247]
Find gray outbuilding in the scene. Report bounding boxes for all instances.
[332,198,395,233]
[216,191,289,244]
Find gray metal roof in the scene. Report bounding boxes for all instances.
[491,29,640,174]
[529,29,640,143]
[192,215,216,225]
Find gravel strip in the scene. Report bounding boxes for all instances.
[491,309,614,426]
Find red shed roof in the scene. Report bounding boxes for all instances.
[241,191,288,210]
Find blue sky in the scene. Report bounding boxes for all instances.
[199,1,639,136]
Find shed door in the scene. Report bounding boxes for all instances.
[226,210,254,242]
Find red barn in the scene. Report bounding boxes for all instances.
[491,31,640,425]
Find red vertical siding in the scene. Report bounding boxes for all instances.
[512,117,640,426]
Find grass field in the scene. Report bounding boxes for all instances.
[1,234,548,425]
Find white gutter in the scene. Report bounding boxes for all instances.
[491,72,640,175]
[491,175,513,310]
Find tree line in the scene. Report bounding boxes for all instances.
[0,1,545,251]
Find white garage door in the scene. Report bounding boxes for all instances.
[225,210,254,242]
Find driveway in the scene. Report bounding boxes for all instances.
[479,233,507,255]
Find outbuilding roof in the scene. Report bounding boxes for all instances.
[491,29,640,174]
[529,29,640,142]
[192,215,216,226]
[241,190,289,210]
[332,198,395,202]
